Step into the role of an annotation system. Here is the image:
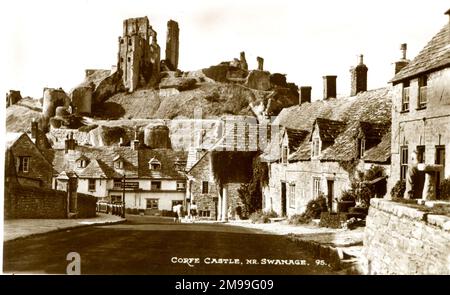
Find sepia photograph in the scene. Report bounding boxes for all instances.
[1,0,449,278]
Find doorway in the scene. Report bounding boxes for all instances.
[281,182,287,217]
[327,180,334,212]
[436,146,445,197]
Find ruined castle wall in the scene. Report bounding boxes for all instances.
[165,20,179,70]
[42,88,70,118]
[71,86,92,114]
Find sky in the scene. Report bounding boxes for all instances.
[0,0,449,100]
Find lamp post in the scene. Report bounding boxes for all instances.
[122,174,126,218]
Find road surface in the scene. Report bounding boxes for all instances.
[3,215,336,274]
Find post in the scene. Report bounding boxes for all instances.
[122,174,126,218]
[217,190,222,221]
[221,183,228,222]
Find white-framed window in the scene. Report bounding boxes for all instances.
[418,75,428,109]
[281,145,288,164]
[149,158,161,170]
[114,160,123,169]
[151,181,161,190]
[78,159,87,168]
[359,138,366,158]
[177,181,186,191]
[18,156,30,173]
[400,146,408,180]
[313,177,321,199]
[146,199,159,210]
[401,81,410,112]
[88,179,96,191]
[288,183,295,209]
[312,138,320,157]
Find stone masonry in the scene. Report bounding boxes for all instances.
[165,20,179,70]
[363,198,450,274]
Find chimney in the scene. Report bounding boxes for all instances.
[64,132,77,154]
[350,54,368,96]
[31,118,38,139]
[299,86,312,104]
[394,43,410,74]
[257,56,264,71]
[323,75,337,99]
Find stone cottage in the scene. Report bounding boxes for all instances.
[389,9,450,200]
[261,58,392,217]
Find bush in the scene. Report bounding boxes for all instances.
[78,124,98,132]
[439,178,450,200]
[289,196,328,225]
[390,180,406,199]
[340,190,356,202]
[288,213,312,225]
[249,210,277,224]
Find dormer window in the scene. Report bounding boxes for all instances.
[281,146,288,164]
[113,155,123,169]
[149,158,161,170]
[76,156,89,168]
[312,138,320,158]
[358,138,366,158]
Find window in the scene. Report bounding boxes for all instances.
[114,160,123,169]
[149,158,161,170]
[78,159,87,168]
[111,195,122,203]
[113,179,122,189]
[418,75,428,109]
[313,177,321,199]
[127,57,131,62]
[312,138,320,157]
[18,156,30,173]
[146,199,159,210]
[401,81,410,112]
[120,57,124,63]
[358,138,366,158]
[400,146,408,180]
[88,179,96,191]
[288,183,295,209]
[416,146,425,164]
[199,210,210,217]
[128,39,132,46]
[120,39,124,44]
[202,181,209,194]
[177,181,186,191]
[281,146,288,164]
[151,181,161,190]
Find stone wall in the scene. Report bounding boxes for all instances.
[5,185,68,219]
[363,198,450,274]
[77,193,98,218]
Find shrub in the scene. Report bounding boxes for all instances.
[78,124,98,132]
[390,180,406,199]
[340,190,356,202]
[288,213,312,225]
[249,210,277,224]
[439,178,450,200]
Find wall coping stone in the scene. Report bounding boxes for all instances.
[370,198,450,232]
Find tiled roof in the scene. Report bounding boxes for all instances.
[285,128,308,150]
[313,118,346,142]
[52,146,187,179]
[391,24,450,82]
[363,130,391,163]
[265,87,391,163]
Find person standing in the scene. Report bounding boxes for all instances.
[190,202,198,222]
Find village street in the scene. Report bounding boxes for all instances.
[3,215,337,275]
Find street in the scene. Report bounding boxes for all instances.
[3,215,336,274]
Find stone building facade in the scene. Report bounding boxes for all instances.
[262,59,392,217]
[118,16,161,92]
[389,12,450,200]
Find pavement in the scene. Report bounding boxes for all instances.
[3,213,126,242]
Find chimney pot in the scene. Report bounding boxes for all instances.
[358,54,364,65]
[395,44,410,75]
[350,54,368,96]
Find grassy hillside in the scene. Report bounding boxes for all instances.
[6,98,42,132]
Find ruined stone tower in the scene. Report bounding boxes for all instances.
[165,20,179,70]
[118,16,160,92]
